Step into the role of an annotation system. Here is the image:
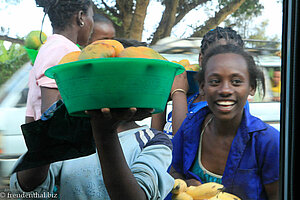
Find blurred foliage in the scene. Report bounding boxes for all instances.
[219,0,263,18]
[0,41,29,86]
[248,20,281,51]
[223,0,265,39]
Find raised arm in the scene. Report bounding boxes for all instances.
[170,71,189,135]
[151,106,167,131]
[86,108,150,200]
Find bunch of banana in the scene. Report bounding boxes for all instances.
[208,192,241,200]
[171,180,240,200]
[172,179,188,194]
[171,179,192,200]
[186,182,224,200]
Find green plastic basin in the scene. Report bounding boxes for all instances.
[45,57,184,117]
[24,47,38,64]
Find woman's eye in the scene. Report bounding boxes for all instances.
[232,79,243,85]
[208,79,220,85]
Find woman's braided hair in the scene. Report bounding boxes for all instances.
[200,27,244,55]
[35,0,92,31]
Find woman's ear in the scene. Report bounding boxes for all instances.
[249,86,256,96]
[198,53,203,65]
[77,10,85,27]
[199,82,205,96]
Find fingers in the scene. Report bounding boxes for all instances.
[85,107,138,121]
[117,107,137,120]
[101,108,112,120]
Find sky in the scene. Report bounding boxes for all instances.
[0,0,283,44]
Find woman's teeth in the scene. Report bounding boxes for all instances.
[216,101,235,106]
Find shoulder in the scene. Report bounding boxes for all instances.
[244,108,279,136]
[47,35,79,51]
[38,34,79,57]
[178,106,209,135]
[246,112,279,139]
[246,115,280,152]
[252,123,279,146]
[33,35,80,75]
[134,128,173,151]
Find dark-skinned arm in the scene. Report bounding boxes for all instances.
[170,71,189,135]
[16,87,61,191]
[17,165,50,192]
[87,108,148,200]
[264,181,279,200]
[40,87,61,113]
[151,106,166,131]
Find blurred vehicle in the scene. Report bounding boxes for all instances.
[0,62,30,185]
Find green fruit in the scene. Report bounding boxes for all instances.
[24,31,47,50]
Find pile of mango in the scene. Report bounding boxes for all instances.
[171,179,240,200]
[59,40,201,74]
[172,59,200,72]
[59,39,167,64]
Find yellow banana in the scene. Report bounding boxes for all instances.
[171,179,188,194]
[209,192,241,200]
[186,182,224,200]
[172,192,193,200]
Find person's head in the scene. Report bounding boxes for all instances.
[272,69,281,86]
[89,13,116,43]
[198,44,265,121]
[36,0,94,46]
[199,27,244,63]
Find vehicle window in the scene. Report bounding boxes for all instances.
[15,87,29,108]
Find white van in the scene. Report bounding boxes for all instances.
[0,62,30,185]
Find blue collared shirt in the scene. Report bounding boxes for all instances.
[172,106,279,200]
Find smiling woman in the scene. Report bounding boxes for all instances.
[170,44,279,200]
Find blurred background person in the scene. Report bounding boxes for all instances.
[271,69,281,101]
[89,13,115,43]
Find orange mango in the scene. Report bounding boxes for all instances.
[92,39,124,56]
[178,59,190,68]
[78,42,116,60]
[58,51,81,64]
[185,64,200,71]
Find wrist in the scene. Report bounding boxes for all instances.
[171,88,187,99]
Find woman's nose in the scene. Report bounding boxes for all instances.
[219,82,233,97]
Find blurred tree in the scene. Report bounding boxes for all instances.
[248,20,280,51]
[223,0,264,38]
[1,0,266,44]
[82,0,265,44]
[0,40,29,86]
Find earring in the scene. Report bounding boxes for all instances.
[199,90,205,96]
[80,22,85,27]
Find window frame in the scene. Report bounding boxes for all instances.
[280,0,299,199]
